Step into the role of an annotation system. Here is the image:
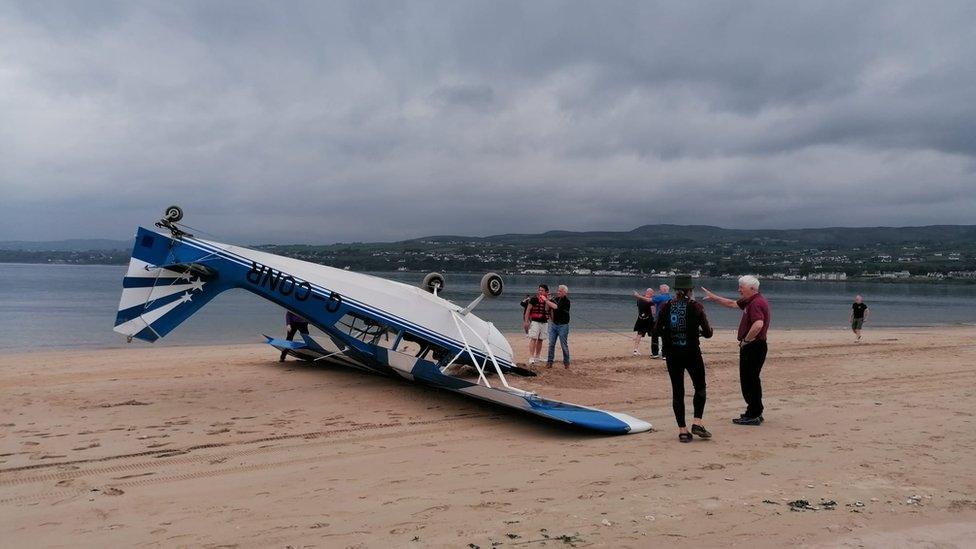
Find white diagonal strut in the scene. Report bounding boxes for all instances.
[447,311,533,396]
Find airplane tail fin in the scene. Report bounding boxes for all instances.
[113,228,231,342]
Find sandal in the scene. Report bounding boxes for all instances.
[678,432,693,443]
[691,424,712,439]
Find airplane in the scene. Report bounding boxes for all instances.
[113,207,651,435]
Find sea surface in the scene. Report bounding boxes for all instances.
[1,263,974,352]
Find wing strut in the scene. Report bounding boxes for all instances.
[313,347,349,362]
[443,311,534,396]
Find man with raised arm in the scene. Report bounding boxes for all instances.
[544,285,572,369]
[701,275,770,426]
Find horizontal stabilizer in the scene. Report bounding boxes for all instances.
[264,334,308,351]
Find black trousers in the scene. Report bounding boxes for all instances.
[665,349,706,428]
[739,340,768,418]
[650,334,660,356]
[280,323,309,360]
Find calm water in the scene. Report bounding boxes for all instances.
[1,263,974,352]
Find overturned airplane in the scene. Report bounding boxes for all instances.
[114,207,651,434]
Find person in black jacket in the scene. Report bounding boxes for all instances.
[654,274,714,443]
[631,288,655,356]
[544,285,571,368]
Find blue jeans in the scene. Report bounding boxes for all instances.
[547,323,570,365]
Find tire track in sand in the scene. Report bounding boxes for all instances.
[0,429,485,505]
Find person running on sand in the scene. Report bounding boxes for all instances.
[702,275,770,426]
[523,284,550,365]
[850,295,869,342]
[631,288,655,356]
[654,274,714,443]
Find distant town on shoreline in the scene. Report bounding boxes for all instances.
[2,224,975,283]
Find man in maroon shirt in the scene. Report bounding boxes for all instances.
[702,275,770,425]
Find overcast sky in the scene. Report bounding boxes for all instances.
[1,1,974,244]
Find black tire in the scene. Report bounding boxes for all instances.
[164,205,184,222]
[422,272,445,294]
[480,272,504,297]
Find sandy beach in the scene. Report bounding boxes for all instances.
[2,327,975,548]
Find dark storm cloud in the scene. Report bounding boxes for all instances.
[0,1,973,243]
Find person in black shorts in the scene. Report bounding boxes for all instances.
[850,295,869,342]
[631,288,655,356]
[654,274,714,443]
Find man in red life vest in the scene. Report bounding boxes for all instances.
[522,284,550,365]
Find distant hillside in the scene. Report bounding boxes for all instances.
[3,225,975,276]
[260,224,976,278]
[0,239,130,251]
[413,224,976,248]
[6,225,974,252]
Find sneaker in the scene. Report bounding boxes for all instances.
[633,349,640,356]
[650,354,659,359]
[690,424,712,439]
[732,416,762,426]
[528,357,536,365]
[546,362,553,369]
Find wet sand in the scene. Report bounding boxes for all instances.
[2,327,975,547]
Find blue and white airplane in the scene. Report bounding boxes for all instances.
[114,207,651,435]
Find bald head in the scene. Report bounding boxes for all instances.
[659,284,670,293]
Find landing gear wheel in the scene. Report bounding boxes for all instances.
[164,205,184,223]
[480,272,504,297]
[422,272,445,294]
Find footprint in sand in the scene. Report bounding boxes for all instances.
[410,505,450,519]
[469,501,510,510]
[71,442,101,451]
[146,442,171,449]
[29,454,67,461]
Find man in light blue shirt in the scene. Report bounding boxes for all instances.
[650,284,673,358]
